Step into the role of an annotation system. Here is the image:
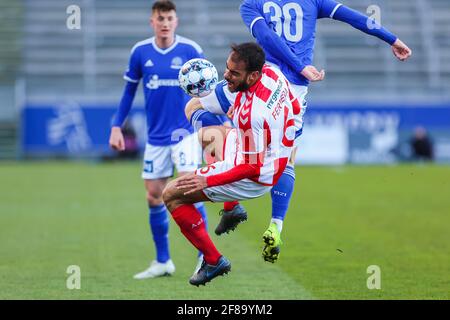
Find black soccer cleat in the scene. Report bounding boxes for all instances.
[189,256,231,286]
[214,204,248,235]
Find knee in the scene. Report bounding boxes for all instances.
[146,189,163,207]
[185,98,200,121]
[162,181,179,212]
[199,126,225,152]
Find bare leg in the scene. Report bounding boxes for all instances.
[197,126,247,234]
[198,125,231,162]
[145,178,169,207]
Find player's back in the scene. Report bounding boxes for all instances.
[249,0,320,52]
[232,65,295,186]
[241,0,341,85]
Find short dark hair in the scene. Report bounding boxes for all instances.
[152,0,176,13]
[230,42,265,73]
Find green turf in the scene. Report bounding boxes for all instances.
[0,161,448,299]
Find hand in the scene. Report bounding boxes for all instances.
[301,65,325,82]
[226,105,234,120]
[175,173,208,195]
[392,39,412,61]
[109,127,125,151]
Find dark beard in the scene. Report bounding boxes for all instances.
[235,81,251,92]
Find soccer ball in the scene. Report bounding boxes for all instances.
[178,58,218,98]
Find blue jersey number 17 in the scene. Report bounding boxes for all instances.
[263,1,304,42]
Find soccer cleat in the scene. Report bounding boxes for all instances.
[262,223,282,263]
[133,259,175,279]
[189,256,231,286]
[214,204,248,235]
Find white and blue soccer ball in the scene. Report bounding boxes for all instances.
[178,58,218,98]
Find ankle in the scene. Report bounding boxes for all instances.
[224,201,239,211]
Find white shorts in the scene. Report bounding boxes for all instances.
[290,84,308,148]
[142,132,202,180]
[196,129,271,202]
[265,62,308,147]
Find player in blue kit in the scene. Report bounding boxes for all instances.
[186,0,412,263]
[109,0,211,279]
[238,0,411,262]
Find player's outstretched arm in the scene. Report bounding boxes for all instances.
[331,4,412,61]
[251,19,325,82]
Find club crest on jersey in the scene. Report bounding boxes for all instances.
[170,56,183,69]
[144,59,154,67]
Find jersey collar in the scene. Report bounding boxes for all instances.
[246,74,263,95]
[151,35,179,55]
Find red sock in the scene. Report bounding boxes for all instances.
[224,201,239,211]
[171,204,221,265]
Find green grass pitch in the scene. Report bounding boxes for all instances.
[0,161,449,299]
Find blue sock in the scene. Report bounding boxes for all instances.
[271,165,296,222]
[149,204,170,263]
[190,109,225,131]
[194,202,208,257]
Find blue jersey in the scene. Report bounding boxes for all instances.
[124,35,204,146]
[241,0,342,86]
[241,0,397,87]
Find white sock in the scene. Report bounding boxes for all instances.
[270,218,283,233]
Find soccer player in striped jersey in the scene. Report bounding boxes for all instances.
[163,42,297,286]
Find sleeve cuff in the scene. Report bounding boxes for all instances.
[330,3,343,18]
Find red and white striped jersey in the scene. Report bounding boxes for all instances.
[231,65,296,186]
